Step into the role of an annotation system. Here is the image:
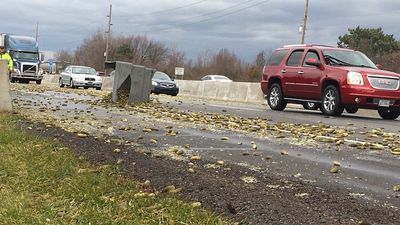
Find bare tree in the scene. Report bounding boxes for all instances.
[74,29,107,71]
[55,29,285,82]
[54,49,74,70]
[128,35,169,68]
[374,51,400,73]
[162,46,186,78]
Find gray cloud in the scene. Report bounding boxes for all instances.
[4,0,400,61]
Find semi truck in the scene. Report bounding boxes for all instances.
[1,33,43,84]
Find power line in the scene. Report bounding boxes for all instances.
[51,0,272,49]
[137,0,271,33]
[119,0,208,18]
[118,0,258,26]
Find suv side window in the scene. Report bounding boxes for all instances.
[267,49,289,66]
[286,50,304,67]
[303,50,320,67]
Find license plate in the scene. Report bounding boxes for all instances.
[378,99,390,107]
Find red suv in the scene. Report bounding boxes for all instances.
[261,45,400,120]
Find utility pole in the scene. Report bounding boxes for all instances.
[105,4,112,62]
[301,0,309,44]
[35,22,39,43]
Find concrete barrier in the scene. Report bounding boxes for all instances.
[41,74,265,104]
[175,80,265,103]
[106,61,155,104]
[0,60,12,111]
[42,74,60,84]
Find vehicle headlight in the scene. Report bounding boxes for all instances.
[152,80,158,86]
[96,77,102,82]
[347,72,364,85]
[13,67,21,74]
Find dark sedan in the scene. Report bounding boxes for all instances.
[151,71,179,96]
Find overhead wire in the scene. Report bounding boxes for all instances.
[135,0,271,33]
[118,0,209,18]
[118,0,258,26]
[53,0,273,48]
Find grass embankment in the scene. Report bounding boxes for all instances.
[0,113,226,225]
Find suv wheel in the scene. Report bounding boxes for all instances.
[345,106,358,114]
[267,83,287,111]
[321,85,344,116]
[378,108,400,120]
[303,102,319,110]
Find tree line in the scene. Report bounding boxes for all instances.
[56,27,400,82]
[338,26,400,72]
[55,29,267,82]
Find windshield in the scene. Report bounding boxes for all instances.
[72,67,96,75]
[12,51,39,61]
[153,72,172,81]
[322,50,377,68]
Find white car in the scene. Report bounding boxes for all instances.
[201,75,232,82]
[59,66,102,90]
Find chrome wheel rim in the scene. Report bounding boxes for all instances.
[323,89,336,112]
[269,87,280,108]
[307,102,315,108]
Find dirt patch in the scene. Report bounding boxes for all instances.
[21,120,399,225]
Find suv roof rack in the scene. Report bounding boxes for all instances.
[282,44,335,48]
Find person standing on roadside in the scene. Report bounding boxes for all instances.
[0,45,13,71]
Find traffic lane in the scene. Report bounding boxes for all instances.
[13,89,400,209]
[157,95,400,133]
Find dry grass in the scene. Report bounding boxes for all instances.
[0,113,227,225]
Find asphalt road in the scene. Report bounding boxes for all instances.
[10,84,400,222]
[156,95,400,205]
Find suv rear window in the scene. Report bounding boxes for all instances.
[267,49,289,66]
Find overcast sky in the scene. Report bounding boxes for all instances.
[3,0,400,61]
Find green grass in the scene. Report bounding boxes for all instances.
[0,113,228,225]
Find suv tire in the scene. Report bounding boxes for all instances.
[267,83,287,111]
[303,102,319,110]
[345,106,358,114]
[321,85,344,116]
[378,108,400,120]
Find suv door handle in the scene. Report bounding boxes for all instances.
[298,71,304,75]
[281,70,286,74]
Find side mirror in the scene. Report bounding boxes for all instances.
[40,54,44,62]
[376,64,383,70]
[305,58,324,70]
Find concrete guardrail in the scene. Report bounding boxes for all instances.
[0,60,12,111]
[41,74,265,103]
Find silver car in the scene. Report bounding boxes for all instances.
[201,75,232,82]
[59,65,102,90]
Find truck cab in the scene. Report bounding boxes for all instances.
[4,34,43,84]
